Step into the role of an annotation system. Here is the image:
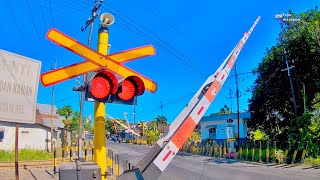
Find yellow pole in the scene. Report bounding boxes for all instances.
[94,27,110,180]
[115,154,120,177]
[142,122,145,137]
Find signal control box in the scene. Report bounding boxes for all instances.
[59,161,101,180]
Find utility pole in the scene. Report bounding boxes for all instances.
[50,61,56,153]
[161,101,164,117]
[280,35,298,120]
[235,64,241,147]
[132,105,136,138]
[276,14,298,121]
[227,88,233,113]
[78,0,103,160]
[303,82,306,114]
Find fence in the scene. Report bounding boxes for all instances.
[181,140,316,165]
[52,145,133,177]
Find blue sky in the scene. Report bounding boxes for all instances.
[0,0,318,124]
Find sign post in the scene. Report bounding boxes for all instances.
[15,123,19,180]
[0,49,41,180]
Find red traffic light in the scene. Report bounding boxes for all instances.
[89,71,118,101]
[117,76,145,101]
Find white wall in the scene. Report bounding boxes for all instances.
[0,121,52,151]
[200,118,247,140]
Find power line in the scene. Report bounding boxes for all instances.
[48,0,55,26]
[24,0,54,67]
[3,0,25,42]
[95,4,207,79]
[109,2,208,78]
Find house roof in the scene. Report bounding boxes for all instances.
[36,103,64,129]
[43,118,65,129]
[200,112,251,123]
[36,103,58,114]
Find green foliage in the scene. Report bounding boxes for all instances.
[304,156,320,166]
[253,129,263,140]
[57,105,73,130]
[249,8,320,148]
[106,118,116,134]
[188,130,201,142]
[145,120,160,145]
[0,149,53,161]
[210,105,232,116]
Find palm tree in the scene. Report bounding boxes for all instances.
[155,116,168,133]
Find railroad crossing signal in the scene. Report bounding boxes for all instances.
[41,28,157,104]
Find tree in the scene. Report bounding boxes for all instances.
[248,8,320,146]
[210,104,232,116]
[57,105,73,130]
[57,105,73,147]
[145,120,160,145]
[155,116,168,133]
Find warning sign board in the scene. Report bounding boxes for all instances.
[0,50,41,124]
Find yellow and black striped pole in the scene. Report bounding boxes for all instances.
[70,148,73,161]
[272,141,277,163]
[283,142,290,164]
[234,145,237,160]
[62,147,65,162]
[245,143,249,161]
[107,149,114,175]
[84,145,88,162]
[66,144,69,157]
[259,141,262,163]
[300,141,308,164]
[291,141,300,164]
[115,154,120,177]
[251,141,255,162]
[91,147,94,161]
[53,148,57,174]
[266,141,269,164]
[239,145,243,160]
[228,142,231,159]
[223,141,226,158]
[219,142,223,158]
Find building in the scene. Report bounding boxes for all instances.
[199,112,251,146]
[0,103,65,151]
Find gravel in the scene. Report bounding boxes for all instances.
[0,167,56,180]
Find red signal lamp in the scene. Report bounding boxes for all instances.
[117,76,145,101]
[89,71,118,101]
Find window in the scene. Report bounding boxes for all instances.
[209,128,216,140]
[0,131,4,142]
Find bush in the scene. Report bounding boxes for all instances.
[304,156,320,166]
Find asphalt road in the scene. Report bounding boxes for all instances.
[107,140,320,180]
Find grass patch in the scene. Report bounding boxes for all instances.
[304,157,320,166]
[0,149,53,162]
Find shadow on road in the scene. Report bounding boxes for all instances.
[176,152,194,157]
[26,168,37,180]
[279,164,300,169]
[202,158,239,164]
[302,166,320,170]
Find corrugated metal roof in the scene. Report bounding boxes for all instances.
[200,112,251,123]
[36,103,57,114]
[43,118,65,129]
[36,103,64,129]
